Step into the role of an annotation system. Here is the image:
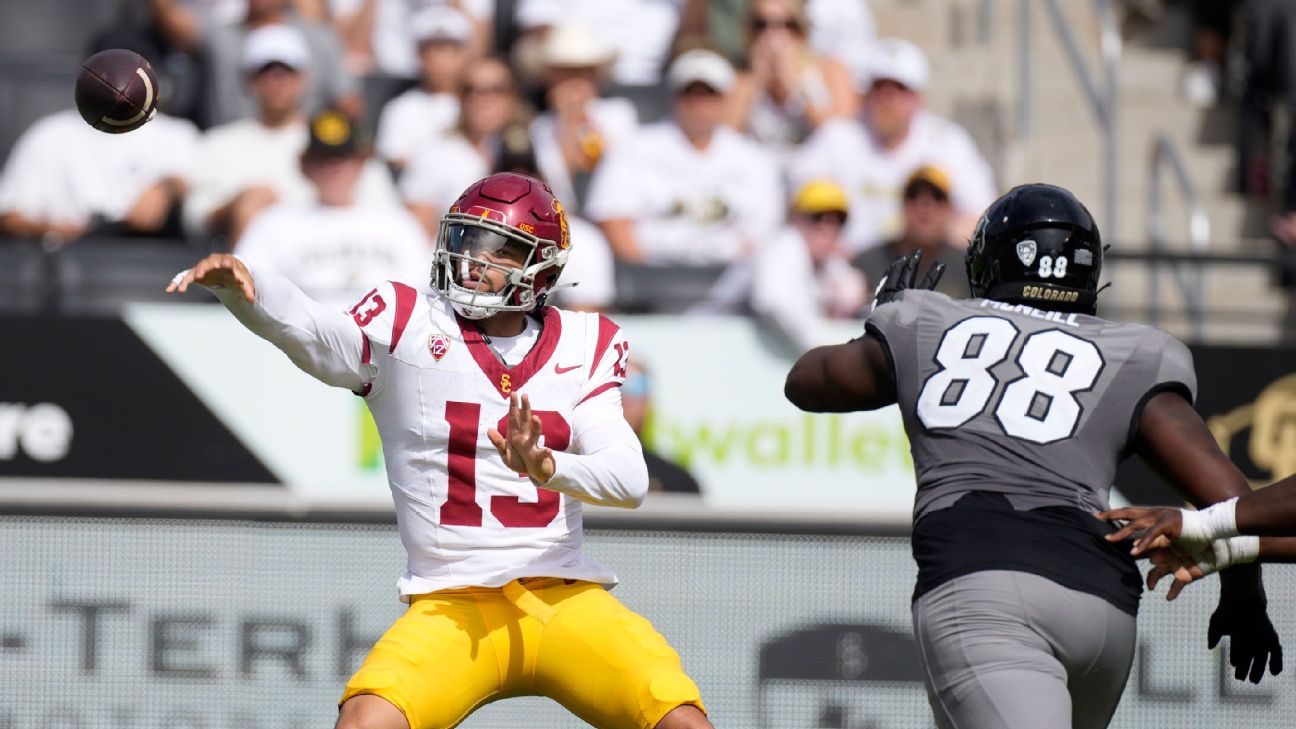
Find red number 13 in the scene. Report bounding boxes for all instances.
[439,401,571,528]
[350,288,386,327]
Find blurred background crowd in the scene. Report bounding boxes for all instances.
[1,0,1295,348]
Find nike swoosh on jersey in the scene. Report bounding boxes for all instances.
[554,363,581,374]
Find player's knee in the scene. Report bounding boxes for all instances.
[336,694,410,729]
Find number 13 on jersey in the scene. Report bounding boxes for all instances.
[916,316,1104,444]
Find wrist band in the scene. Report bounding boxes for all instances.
[1179,497,1240,544]
[1227,535,1260,565]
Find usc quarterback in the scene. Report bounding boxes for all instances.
[168,172,711,729]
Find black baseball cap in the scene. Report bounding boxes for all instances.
[303,109,368,159]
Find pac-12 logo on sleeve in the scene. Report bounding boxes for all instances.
[429,334,451,361]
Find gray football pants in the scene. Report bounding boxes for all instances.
[912,570,1137,729]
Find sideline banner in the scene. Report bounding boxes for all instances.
[0,516,1287,729]
[4,309,1291,513]
[0,308,913,513]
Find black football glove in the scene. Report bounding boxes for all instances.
[1208,593,1284,683]
[872,250,946,309]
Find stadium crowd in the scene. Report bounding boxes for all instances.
[0,0,1001,345]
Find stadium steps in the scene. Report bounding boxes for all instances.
[868,0,1286,343]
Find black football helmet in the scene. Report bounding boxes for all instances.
[966,183,1103,314]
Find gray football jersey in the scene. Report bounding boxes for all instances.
[867,290,1197,519]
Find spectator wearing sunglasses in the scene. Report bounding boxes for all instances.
[726,0,855,165]
[852,165,970,303]
[751,179,868,351]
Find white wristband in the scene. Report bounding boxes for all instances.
[1228,535,1261,565]
[1178,497,1240,545]
[1191,535,1259,577]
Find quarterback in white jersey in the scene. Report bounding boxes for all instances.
[169,173,711,729]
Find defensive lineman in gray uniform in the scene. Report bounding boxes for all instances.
[785,184,1282,729]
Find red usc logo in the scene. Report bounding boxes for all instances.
[428,334,451,362]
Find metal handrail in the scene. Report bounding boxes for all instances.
[1016,0,1121,254]
[1147,134,1210,337]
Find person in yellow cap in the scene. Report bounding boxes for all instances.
[751,178,868,349]
[852,165,969,303]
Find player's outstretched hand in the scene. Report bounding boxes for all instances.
[1144,542,1207,600]
[872,250,945,309]
[488,394,556,484]
[166,253,256,303]
[1209,592,1284,683]
[1098,506,1183,555]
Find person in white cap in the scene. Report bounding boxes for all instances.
[789,37,996,252]
[585,49,782,267]
[374,6,473,170]
[202,0,358,127]
[726,0,856,165]
[528,23,638,215]
[186,23,398,242]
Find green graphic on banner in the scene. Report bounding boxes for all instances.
[359,402,383,472]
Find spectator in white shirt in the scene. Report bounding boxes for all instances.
[726,0,855,164]
[529,23,638,215]
[401,57,522,235]
[236,109,433,308]
[0,109,198,242]
[185,24,398,243]
[751,179,868,351]
[789,37,996,252]
[373,6,471,171]
[585,49,782,266]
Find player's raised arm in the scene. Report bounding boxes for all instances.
[167,253,372,392]
[785,251,941,413]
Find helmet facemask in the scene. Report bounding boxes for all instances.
[433,213,568,320]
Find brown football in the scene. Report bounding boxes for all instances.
[74,49,160,134]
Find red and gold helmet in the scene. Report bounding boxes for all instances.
[432,172,572,319]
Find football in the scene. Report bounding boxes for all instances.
[74,49,159,134]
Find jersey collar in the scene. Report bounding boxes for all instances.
[455,307,562,399]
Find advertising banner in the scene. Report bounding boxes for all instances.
[0,309,912,513]
[0,517,1289,729]
[4,309,1293,514]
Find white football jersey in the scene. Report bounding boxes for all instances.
[212,268,646,597]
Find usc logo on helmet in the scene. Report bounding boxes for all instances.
[552,198,571,250]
